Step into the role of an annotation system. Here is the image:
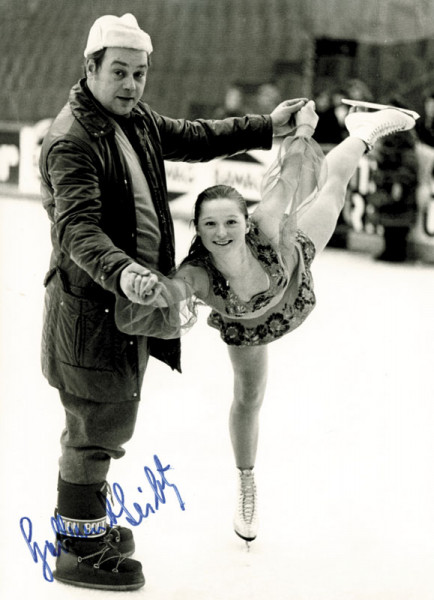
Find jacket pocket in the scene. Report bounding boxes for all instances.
[56,288,118,371]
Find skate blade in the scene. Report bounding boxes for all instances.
[341,99,420,120]
[235,530,256,551]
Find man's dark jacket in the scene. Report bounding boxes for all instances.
[39,79,273,402]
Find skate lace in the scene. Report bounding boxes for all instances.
[371,119,406,137]
[238,472,256,525]
[77,535,126,573]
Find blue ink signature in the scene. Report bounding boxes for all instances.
[20,455,185,582]
[105,454,186,527]
[19,517,61,582]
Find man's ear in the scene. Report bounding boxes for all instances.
[86,59,96,78]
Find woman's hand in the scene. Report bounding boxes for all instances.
[294,100,319,137]
[120,263,162,304]
[270,98,309,136]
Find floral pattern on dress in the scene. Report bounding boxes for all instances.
[297,229,316,268]
[207,271,315,346]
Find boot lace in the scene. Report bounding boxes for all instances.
[370,119,407,139]
[238,470,256,525]
[77,534,126,573]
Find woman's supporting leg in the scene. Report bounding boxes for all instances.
[297,136,367,253]
[227,344,268,469]
[227,344,268,542]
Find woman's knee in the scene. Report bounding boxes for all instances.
[232,392,265,415]
[228,345,268,408]
[232,370,267,410]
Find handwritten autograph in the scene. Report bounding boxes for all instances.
[20,455,185,582]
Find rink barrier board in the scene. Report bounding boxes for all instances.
[1,121,434,262]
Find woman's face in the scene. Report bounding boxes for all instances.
[196,198,249,257]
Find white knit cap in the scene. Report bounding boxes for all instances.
[84,13,153,57]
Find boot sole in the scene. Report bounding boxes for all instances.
[53,572,145,591]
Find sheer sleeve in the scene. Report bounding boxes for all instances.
[252,133,326,251]
[114,272,200,339]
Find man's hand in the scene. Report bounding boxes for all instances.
[120,263,162,305]
[270,98,309,136]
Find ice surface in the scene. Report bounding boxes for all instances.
[1,196,434,600]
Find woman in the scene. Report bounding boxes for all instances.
[115,101,416,545]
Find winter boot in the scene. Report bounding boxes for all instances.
[52,477,143,590]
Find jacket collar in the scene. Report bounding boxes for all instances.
[69,79,146,138]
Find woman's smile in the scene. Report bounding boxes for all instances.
[214,239,232,246]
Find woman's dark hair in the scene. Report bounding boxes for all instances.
[181,185,248,265]
[192,185,247,226]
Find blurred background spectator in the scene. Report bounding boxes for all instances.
[313,79,373,145]
[254,82,282,114]
[312,88,346,144]
[346,78,374,102]
[213,82,248,118]
[414,91,434,235]
[416,91,434,148]
[367,96,419,262]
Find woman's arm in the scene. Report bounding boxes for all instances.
[119,262,209,307]
[252,102,321,244]
[114,263,209,338]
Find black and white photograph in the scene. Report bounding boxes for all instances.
[1,1,434,598]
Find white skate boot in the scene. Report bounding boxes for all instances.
[345,108,416,151]
[234,468,258,547]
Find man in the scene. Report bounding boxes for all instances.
[39,13,306,591]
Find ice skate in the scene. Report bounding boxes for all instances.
[234,468,258,548]
[345,107,416,151]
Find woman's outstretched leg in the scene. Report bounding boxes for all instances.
[227,344,268,543]
[297,136,367,252]
[298,107,416,253]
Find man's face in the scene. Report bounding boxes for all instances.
[87,47,149,116]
